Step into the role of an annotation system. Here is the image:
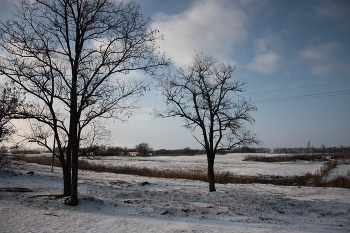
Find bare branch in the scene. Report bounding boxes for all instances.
[156,52,259,192]
[0,0,170,203]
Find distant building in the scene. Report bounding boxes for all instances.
[128,151,139,157]
[128,151,155,156]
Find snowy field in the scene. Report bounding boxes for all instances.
[85,153,326,177]
[1,154,350,232]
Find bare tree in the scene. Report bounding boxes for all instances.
[0,145,10,169]
[156,53,259,192]
[0,83,23,142]
[135,142,153,156]
[0,83,23,168]
[0,0,169,205]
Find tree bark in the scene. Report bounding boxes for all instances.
[62,162,71,196]
[70,150,78,205]
[207,154,216,192]
[69,71,79,206]
[69,113,79,205]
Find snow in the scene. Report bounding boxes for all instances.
[85,153,325,177]
[325,165,350,181]
[1,155,350,232]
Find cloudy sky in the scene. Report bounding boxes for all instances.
[1,0,350,150]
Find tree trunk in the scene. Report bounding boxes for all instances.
[69,56,79,205]
[70,150,78,206]
[207,154,216,192]
[68,106,79,205]
[62,163,71,196]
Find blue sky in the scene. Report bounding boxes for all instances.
[131,0,350,150]
[1,0,349,150]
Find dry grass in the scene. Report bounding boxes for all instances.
[13,154,350,189]
[13,155,61,167]
[326,175,350,188]
[244,153,350,162]
[245,154,321,162]
[240,153,350,188]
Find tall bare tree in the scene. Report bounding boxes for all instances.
[0,0,169,205]
[156,53,259,192]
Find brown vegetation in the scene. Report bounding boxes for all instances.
[154,148,206,156]
[243,153,350,162]
[13,153,350,189]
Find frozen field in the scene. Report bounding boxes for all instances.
[1,154,350,232]
[86,153,327,177]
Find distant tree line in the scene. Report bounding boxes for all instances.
[154,147,206,156]
[5,144,349,156]
[227,147,272,153]
[273,145,350,154]
[80,143,154,157]
[86,144,201,157]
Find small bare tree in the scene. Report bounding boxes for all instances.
[135,142,153,156]
[0,83,24,168]
[0,83,23,141]
[156,53,259,192]
[0,0,169,205]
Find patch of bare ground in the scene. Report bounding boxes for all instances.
[0,187,33,192]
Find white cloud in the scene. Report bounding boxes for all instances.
[301,42,339,61]
[151,0,247,67]
[246,52,279,74]
[245,36,281,74]
[310,64,333,76]
[300,42,350,76]
[117,70,145,82]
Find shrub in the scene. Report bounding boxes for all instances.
[0,153,11,168]
[244,154,328,162]
[325,176,350,189]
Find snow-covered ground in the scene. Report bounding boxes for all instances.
[85,153,326,177]
[1,154,350,232]
[325,164,350,181]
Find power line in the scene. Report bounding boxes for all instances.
[245,79,350,96]
[138,80,350,108]
[139,90,350,108]
[252,89,350,104]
